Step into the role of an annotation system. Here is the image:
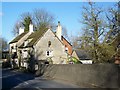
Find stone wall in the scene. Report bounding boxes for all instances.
[42,64,120,88]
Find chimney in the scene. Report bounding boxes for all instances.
[19,27,24,35]
[29,20,33,33]
[56,21,62,40]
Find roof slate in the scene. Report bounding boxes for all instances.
[18,28,72,48]
[9,32,28,44]
[75,50,92,60]
[19,28,48,48]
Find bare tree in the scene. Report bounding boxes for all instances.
[12,12,32,36]
[62,26,71,44]
[12,9,56,36]
[12,21,21,36]
[105,2,120,43]
[33,9,55,30]
[79,2,115,63]
[62,26,68,38]
[105,2,120,61]
[0,37,8,51]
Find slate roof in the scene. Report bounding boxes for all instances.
[9,32,28,44]
[17,28,72,48]
[74,50,92,60]
[19,28,48,48]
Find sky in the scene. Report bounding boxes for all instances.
[1,2,116,43]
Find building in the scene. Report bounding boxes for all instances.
[9,26,32,68]
[9,21,72,69]
[2,51,9,62]
[72,50,92,64]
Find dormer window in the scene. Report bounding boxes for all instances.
[24,41,28,47]
[28,38,33,42]
[48,41,51,47]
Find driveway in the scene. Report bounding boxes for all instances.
[2,68,80,89]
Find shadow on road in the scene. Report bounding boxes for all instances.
[2,68,35,90]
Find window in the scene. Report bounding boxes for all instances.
[48,41,51,47]
[47,51,49,56]
[23,50,28,58]
[45,61,49,64]
[11,46,13,49]
[65,45,68,52]
[46,51,53,57]
[11,52,17,59]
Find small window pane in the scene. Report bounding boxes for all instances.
[47,51,49,56]
[48,41,51,47]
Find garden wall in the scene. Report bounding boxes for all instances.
[42,64,119,88]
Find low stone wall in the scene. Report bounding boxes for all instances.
[42,64,120,88]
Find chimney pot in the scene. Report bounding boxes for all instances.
[29,23,34,33]
[56,21,62,40]
[19,27,24,35]
[30,19,32,24]
[58,21,60,26]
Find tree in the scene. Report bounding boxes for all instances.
[12,21,21,36]
[0,37,8,51]
[12,9,55,36]
[80,2,115,63]
[70,35,79,49]
[105,2,120,44]
[62,26,71,44]
[0,37,8,59]
[33,9,55,31]
[62,26,68,39]
[21,13,32,32]
[12,12,32,36]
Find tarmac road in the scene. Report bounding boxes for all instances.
[2,68,80,90]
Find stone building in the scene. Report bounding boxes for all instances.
[9,27,32,68]
[9,21,72,68]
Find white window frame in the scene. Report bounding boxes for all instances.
[46,51,53,57]
[23,50,28,58]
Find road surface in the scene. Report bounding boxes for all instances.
[2,68,80,89]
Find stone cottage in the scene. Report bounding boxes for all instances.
[9,21,72,68]
[9,26,32,68]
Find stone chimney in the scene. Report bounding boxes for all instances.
[56,21,62,40]
[29,20,34,33]
[19,27,24,35]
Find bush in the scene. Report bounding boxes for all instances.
[2,61,11,68]
[68,56,82,64]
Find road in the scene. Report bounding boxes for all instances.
[2,68,80,89]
